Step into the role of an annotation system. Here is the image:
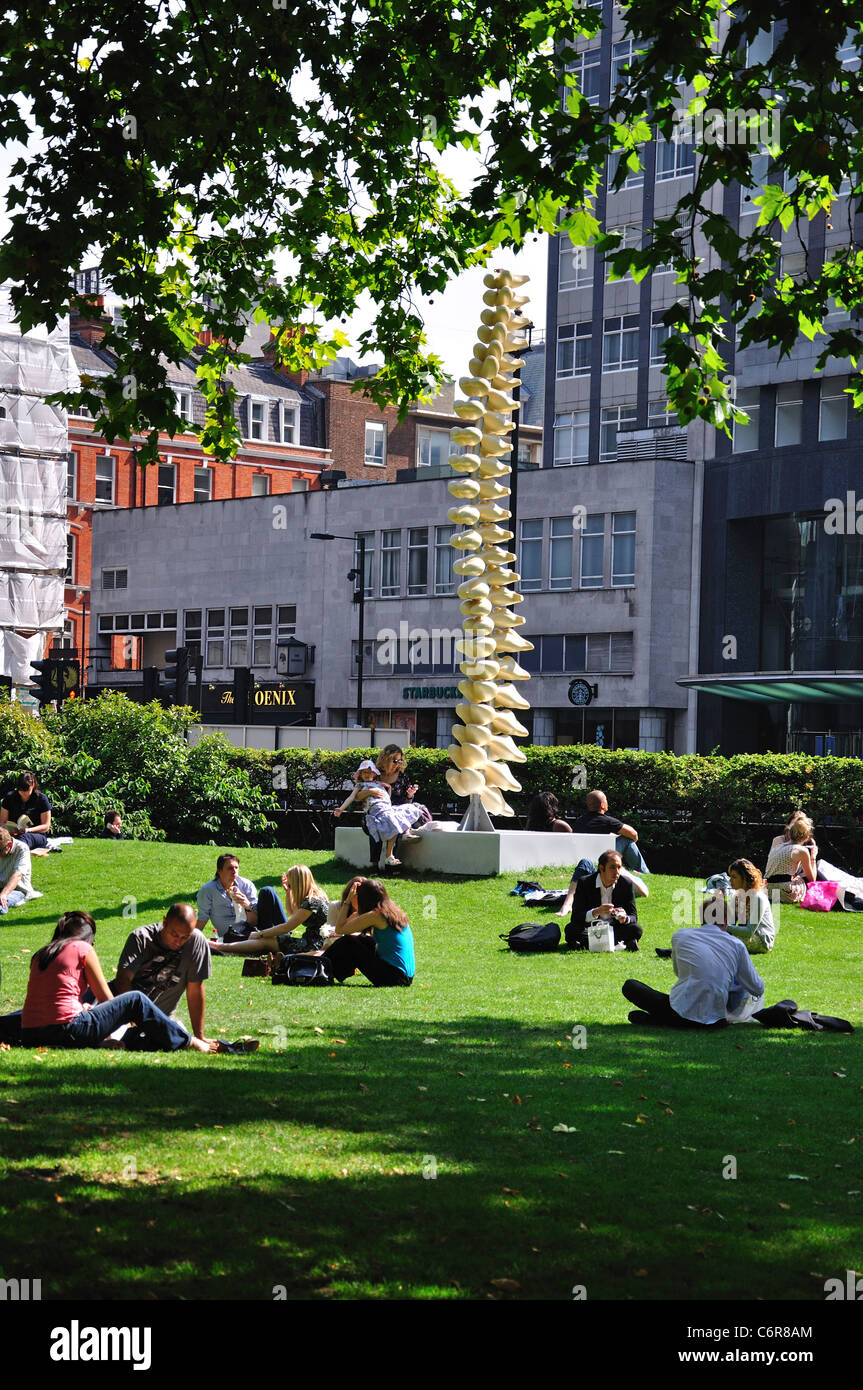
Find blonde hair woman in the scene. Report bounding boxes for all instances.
[764,812,817,903]
[212,865,329,958]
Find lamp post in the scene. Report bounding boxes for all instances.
[310,531,365,728]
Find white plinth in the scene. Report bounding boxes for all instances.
[333,827,615,877]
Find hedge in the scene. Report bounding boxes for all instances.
[3,695,863,871]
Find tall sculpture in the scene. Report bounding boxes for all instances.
[445,269,534,822]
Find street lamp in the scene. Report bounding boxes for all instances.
[310,531,366,728]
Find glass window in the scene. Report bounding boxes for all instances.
[565,634,587,670]
[416,427,450,469]
[580,515,605,588]
[95,455,115,504]
[130,613,145,630]
[193,467,212,501]
[229,607,249,666]
[820,377,848,441]
[541,634,565,671]
[408,527,429,594]
[355,532,374,595]
[253,605,272,665]
[292,478,309,491]
[157,461,175,506]
[600,406,637,460]
[740,152,770,215]
[733,387,761,452]
[611,633,634,670]
[604,224,641,282]
[650,308,671,365]
[175,390,194,424]
[557,322,592,378]
[435,524,456,594]
[275,402,297,443]
[65,534,75,583]
[611,38,635,93]
[206,608,225,667]
[381,529,401,597]
[656,133,694,182]
[612,512,636,586]
[364,421,386,466]
[67,451,77,502]
[98,615,113,633]
[746,24,774,66]
[603,315,639,371]
[587,633,611,670]
[277,605,296,641]
[559,238,592,289]
[779,251,806,284]
[251,473,270,496]
[554,410,590,466]
[549,516,573,590]
[249,399,266,441]
[519,519,543,591]
[101,567,127,590]
[648,399,680,429]
[566,45,601,105]
[775,383,802,447]
[184,610,202,660]
[608,148,644,190]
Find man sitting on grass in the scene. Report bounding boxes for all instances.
[195,852,287,943]
[565,849,642,952]
[110,903,216,1046]
[0,825,36,916]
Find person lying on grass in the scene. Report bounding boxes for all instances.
[20,911,218,1052]
[211,866,329,961]
[296,877,415,987]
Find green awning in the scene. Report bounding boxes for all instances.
[677,673,863,703]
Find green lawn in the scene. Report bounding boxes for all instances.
[1,841,861,1301]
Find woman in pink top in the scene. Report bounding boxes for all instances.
[21,912,213,1051]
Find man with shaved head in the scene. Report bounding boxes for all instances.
[111,903,212,1045]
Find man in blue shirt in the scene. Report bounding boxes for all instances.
[195,852,286,942]
[622,914,766,1028]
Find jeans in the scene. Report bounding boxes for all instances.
[0,888,28,915]
[17,832,48,851]
[325,934,412,986]
[617,837,650,874]
[256,886,288,932]
[22,991,191,1050]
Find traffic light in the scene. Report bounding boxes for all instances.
[142,666,160,702]
[30,658,59,706]
[163,647,189,705]
[56,660,79,702]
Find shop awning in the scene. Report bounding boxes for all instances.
[677,673,863,704]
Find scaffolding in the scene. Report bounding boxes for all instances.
[0,286,71,689]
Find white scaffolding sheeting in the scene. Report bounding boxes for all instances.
[0,286,72,678]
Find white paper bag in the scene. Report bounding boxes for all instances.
[587,921,616,953]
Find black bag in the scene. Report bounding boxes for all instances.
[500,921,561,953]
[272,954,333,986]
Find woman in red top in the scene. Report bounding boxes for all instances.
[22,911,214,1051]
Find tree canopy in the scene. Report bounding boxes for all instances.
[1,0,861,459]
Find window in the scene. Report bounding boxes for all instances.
[559,238,593,290]
[193,467,212,501]
[292,477,309,491]
[364,421,386,466]
[779,251,806,284]
[229,607,249,666]
[381,529,401,597]
[248,399,267,441]
[65,534,75,583]
[277,605,297,641]
[733,387,760,452]
[580,515,604,588]
[175,390,194,424]
[435,524,456,594]
[519,631,633,673]
[416,426,451,469]
[607,149,644,190]
[600,405,637,460]
[253,606,272,665]
[611,38,636,93]
[251,473,270,496]
[275,402,297,443]
[653,229,685,275]
[746,24,774,67]
[820,377,848,441]
[566,45,601,105]
[158,461,176,506]
[74,267,101,296]
[557,321,592,378]
[67,452,78,502]
[740,152,770,215]
[650,308,671,366]
[775,384,802,447]
[603,314,639,371]
[549,517,573,590]
[612,512,636,586]
[408,527,429,594]
[520,519,543,591]
[95,455,115,504]
[356,532,374,594]
[604,224,641,282]
[554,410,590,466]
[656,133,694,182]
[839,27,860,66]
[184,610,202,659]
[648,400,680,429]
[112,305,125,328]
[101,567,127,590]
[206,609,225,667]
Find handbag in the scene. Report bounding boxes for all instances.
[587,921,616,953]
[272,954,333,986]
[801,880,839,912]
[241,956,272,978]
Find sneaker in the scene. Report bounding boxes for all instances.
[627,1010,660,1026]
[217,1036,260,1054]
[385,855,401,867]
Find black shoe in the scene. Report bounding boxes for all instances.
[625,940,640,952]
[655,947,672,959]
[628,1010,660,1026]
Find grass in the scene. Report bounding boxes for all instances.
[1,841,861,1301]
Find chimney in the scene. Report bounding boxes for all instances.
[262,330,309,387]
[70,295,109,348]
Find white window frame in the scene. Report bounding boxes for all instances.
[599,406,638,461]
[434,524,456,595]
[604,223,642,282]
[65,533,76,584]
[608,148,645,191]
[205,608,225,668]
[175,390,194,425]
[733,388,761,453]
[95,454,116,505]
[416,425,451,469]
[193,466,212,501]
[774,384,802,448]
[407,527,429,595]
[603,315,639,372]
[102,567,128,591]
[250,473,271,496]
[580,515,605,589]
[67,451,78,502]
[364,421,386,467]
[650,309,671,366]
[519,518,543,592]
[275,401,298,443]
[819,377,848,441]
[549,516,573,591]
[157,459,176,506]
[559,238,593,290]
[557,321,592,379]
[656,133,695,183]
[252,605,273,666]
[247,396,268,442]
[553,410,590,467]
[380,528,402,598]
[565,45,601,105]
[647,400,680,430]
[611,512,637,587]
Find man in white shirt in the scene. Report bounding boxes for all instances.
[622,916,766,1028]
[0,826,33,915]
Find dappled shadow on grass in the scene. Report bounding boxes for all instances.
[1,1016,860,1300]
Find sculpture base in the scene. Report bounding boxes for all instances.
[333,827,615,878]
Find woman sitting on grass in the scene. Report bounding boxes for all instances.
[708,859,776,954]
[21,911,216,1051]
[302,877,415,986]
[211,865,329,960]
